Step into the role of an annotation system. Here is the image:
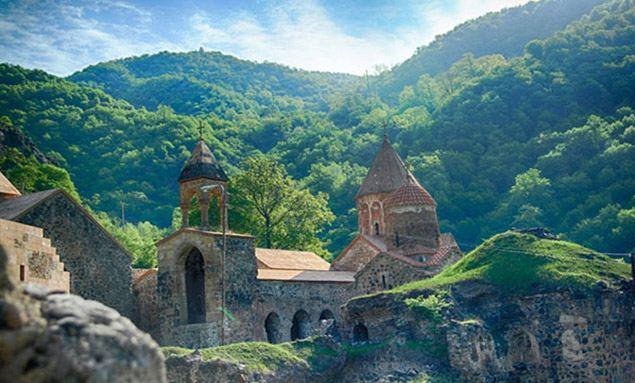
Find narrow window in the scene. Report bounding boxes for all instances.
[19,265,26,281]
[395,232,400,247]
[374,222,380,236]
[381,274,387,289]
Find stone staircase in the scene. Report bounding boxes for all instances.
[0,218,70,292]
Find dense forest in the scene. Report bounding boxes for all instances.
[0,0,633,267]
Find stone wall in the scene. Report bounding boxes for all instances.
[157,229,257,348]
[16,191,134,318]
[133,268,159,339]
[352,253,431,295]
[332,236,379,272]
[0,218,69,292]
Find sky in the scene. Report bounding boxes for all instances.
[0,0,531,76]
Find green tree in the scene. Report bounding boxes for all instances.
[230,156,334,257]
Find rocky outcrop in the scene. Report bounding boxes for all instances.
[0,245,167,383]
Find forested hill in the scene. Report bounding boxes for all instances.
[68,50,360,116]
[1,0,633,262]
[373,0,605,101]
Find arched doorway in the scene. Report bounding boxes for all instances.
[353,323,369,342]
[185,248,206,324]
[291,310,311,340]
[265,312,281,344]
[319,309,335,322]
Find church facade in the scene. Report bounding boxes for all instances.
[151,135,462,348]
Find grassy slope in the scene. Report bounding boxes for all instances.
[393,232,630,295]
[162,339,339,374]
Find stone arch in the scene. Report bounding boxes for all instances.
[358,203,370,235]
[291,310,311,340]
[185,247,206,324]
[353,323,369,342]
[265,312,281,344]
[508,330,540,367]
[371,201,382,235]
[319,309,335,322]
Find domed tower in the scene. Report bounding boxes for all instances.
[178,137,228,229]
[355,135,410,238]
[384,174,440,254]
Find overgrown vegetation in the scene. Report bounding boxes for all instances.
[404,291,452,323]
[1,0,633,261]
[160,338,340,374]
[393,231,631,295]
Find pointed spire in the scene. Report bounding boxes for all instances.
[178,138,228,183]
[356,135,410,198]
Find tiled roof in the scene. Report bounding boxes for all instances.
[178,139,228,182]
[384,175,436,208]
[255,248,330,271]
[257,269,355,283]
[356,135,413,198]
[0,189,59,220]
[0,171,21,197]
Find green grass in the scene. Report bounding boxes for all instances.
[161,338,340,373]
[390,231,630,296]
[408,370,465,383]
[404,291,452,323]
[342,341,387,358]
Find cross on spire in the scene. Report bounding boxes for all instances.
[198,121,205,140]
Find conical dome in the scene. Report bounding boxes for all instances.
[385,175,436,208]
[356,135,410,198]
[178,139,228,183]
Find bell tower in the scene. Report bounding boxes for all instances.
[178,135,229,229]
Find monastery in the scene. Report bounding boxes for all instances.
[0,135,461,348]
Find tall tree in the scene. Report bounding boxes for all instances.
[230,156,334,257]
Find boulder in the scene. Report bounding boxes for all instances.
[0,245,166,383]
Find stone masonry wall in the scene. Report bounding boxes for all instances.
[16,192,134,318]
[0,218,69,292]
[133,268,159,339]
[353,253,430,295]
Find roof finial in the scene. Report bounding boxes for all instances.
[198,121,204,140]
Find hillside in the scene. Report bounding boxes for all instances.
[374,0,605,101]
[392,231,631,295]
[69,50,360,116]
[0,0,633,259]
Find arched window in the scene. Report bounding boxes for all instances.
[381,274,387,289]
[353,323,369,343]
[265,312,281,344]
[395,232,400,247]
[185,248,206,324]
[291,310,311,340]
[374,222,380,236]
[319,309,335,322]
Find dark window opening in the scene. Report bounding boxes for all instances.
[319,309,335,322]
[395,232,400,247]
[185,248,206,324]
[353,323,369,342]
[265,312,281,344]
[291,310,311,341]
[19,265,26,281]
[374,222,380,236]
[381,274,387,289]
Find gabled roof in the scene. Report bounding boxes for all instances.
[0,189,58,220]
[178,138,228,183]
[356,135,414,198]
[257,269,355,283]
[0,171,21,197]
[255,248,330,271]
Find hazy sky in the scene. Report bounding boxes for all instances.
[0,0,531,76]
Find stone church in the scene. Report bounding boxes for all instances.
[146,135,462,348]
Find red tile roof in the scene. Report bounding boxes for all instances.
[384,175,436,208]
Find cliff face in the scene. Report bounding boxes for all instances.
[342,281,634,382]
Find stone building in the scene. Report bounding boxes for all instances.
[0,176,134,318]
[142,135,461,348]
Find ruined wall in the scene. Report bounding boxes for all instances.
[447,289,635,382]
[16,192,134,317]
[0,218,69,292]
